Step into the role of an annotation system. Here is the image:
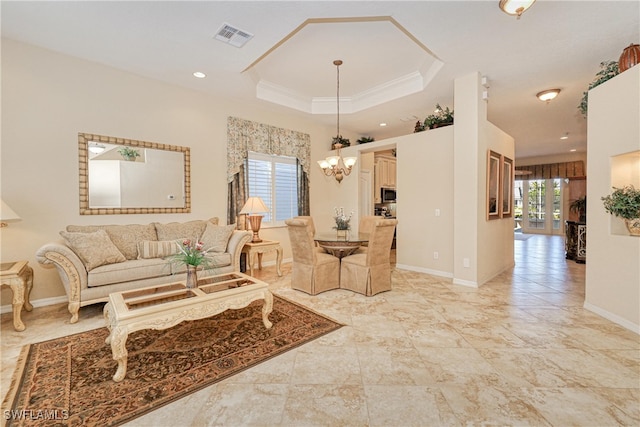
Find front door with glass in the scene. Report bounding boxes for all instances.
[514,178,563,235]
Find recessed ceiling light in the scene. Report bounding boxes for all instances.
[537,89,560,102]
[560,133,569,140]
[379,123,387,127]
[570,149,577,152]
[193,72,206,79]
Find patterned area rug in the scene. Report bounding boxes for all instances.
[3,296,342,426]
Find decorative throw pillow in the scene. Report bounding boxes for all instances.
[200,223,235,253]
[60,229,126,271]
[66,223,157,260]
[137,240,182,259]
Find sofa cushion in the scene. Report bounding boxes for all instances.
[153,218,219,242]
[60,229,126,271]
[137,240,181,259]
[200,223,235,253]
[66,223,157,260]
[88,258,173,287]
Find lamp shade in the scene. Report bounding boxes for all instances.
[240,197,268,215]
[0,199,21,225]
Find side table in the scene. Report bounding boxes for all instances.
[1,260,34,331]
[241,240,283,277]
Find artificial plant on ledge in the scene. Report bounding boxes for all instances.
[331,135,350,149]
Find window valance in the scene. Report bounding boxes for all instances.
[227,117,311,183]
[515,160,585,180]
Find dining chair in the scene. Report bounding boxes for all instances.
[357,215,383,249]
[339,218,397,296]
[285,218,340,295]
[293,216,324,250]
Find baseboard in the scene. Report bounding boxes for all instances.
[452,278,478,288]
[1,295,68,315]
[583,302,640,335]
[395,264,453,279]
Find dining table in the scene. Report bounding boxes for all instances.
[314,232,369,259]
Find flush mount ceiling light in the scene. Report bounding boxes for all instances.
[560,133,569,140]
[537,89,561,102]
[88,143,105,154]
[193,72,206,78]
[499,0,536,19]
[317,60,357,184]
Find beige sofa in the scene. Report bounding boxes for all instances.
[36,217,252,323]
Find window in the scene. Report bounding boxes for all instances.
[246,151,298,226]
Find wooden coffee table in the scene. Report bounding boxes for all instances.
[103,272,273,382]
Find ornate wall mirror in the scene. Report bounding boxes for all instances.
[78,133,191,215]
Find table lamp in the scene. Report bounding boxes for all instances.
[0,199,21,227]
[240,197,268,242]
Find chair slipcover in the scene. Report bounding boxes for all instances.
[285,218,340,295]
[340,218,397,296]
[357,215,383,249]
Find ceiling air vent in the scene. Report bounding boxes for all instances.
[214,23,254,48]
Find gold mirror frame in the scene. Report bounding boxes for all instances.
[487,150,501,220]
[78,133,191,215]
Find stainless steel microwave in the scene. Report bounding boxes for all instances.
[381,187,396,203]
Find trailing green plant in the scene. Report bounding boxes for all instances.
[357,136,375,144]
[331,135,350,149]
[601,185,640,220]
[578,61,619,117]
[569,196,587,222]
[414,103,454,132]
[118,146,140,158]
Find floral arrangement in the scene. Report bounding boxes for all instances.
[171,239,211,268]
[333,207,353,230]
[118,146,140,159]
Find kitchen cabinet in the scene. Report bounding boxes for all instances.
[374,156,396,202]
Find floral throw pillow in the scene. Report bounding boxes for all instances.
[60,229,126,271]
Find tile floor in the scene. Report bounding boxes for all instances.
[2,235,639,426]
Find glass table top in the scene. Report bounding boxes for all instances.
[314,232,369,243]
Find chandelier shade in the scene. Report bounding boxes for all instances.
[317,59,357,183]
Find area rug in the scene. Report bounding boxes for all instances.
[2,296,342,426]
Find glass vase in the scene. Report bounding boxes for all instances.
[186,265,198,289]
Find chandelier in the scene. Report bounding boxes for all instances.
[317,59,357,183]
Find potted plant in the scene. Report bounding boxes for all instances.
[357,136,375,144]
[118,146,140,161]
[569,196,587,223]
[578,61,619,117]
[415,103,454,132]
[601,185,640,236]
[331,135,350,149]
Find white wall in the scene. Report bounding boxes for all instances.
[0,39,335,305]
[585,65,640,333]
[395,129,454,276]
[453,72,515,287]
[478,122,516,284]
